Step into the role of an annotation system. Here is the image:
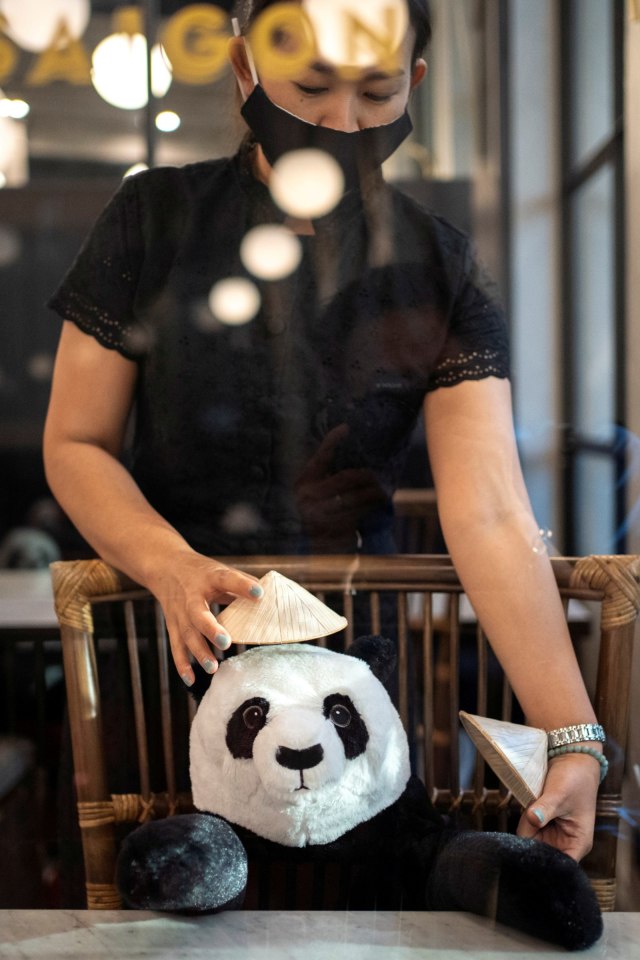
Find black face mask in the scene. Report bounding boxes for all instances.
[241,84,413,193]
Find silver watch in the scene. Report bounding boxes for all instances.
[547,723,606,748]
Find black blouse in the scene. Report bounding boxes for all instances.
[48,149,509,556]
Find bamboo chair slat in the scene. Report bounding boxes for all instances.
[155,601,177,803]
[421,593,435,794]
[397,593,409,730]
[447,595,460,797]
[124,600,151,801]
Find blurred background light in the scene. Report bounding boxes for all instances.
[269,149,344,219]
[0,99,30,120]
[303,0,408,73]
[155,110,181,132]
[0,0,90,53]
[26,353,55,383]
[0,115,29,187]
[123,162,149,178]
[91,33,172,111]
[208,277,261,326]
[240,224,302,281]
[0,224,21,266]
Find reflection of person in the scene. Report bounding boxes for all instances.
[44,0,602,861]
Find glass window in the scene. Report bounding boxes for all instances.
[570,162,616,444]
[2,1,467,559]
[575,454,616,554]
[568,0,615,168]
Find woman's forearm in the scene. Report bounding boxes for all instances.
[44,323,263,682]
[440,507,597,730]
[44,438,195,589]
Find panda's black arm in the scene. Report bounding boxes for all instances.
[116,813,248,914]
[420,830,602,951]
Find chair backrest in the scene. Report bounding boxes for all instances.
[50,553,640,911]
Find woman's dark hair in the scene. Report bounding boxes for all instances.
[238,0,432,62]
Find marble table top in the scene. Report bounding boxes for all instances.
[0,911,638,959]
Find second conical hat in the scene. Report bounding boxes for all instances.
[217,570,348,645]
[459,711,548,807]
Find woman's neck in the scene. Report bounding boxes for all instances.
[251,142,272,187]
[250,143,315,236]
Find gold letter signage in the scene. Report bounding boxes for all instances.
[0,2,405,91]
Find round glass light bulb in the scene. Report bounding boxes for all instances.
[269,149,344,219]
[123,162,149,179]
[0,99,30,120]
[303,0,408,73]
[240,224,302,281]
[208,278,261,327]
[91,34,171,110]
[0,115,20,171]
[155,110,181,132]
[0,0,90,53]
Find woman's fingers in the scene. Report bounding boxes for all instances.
[157,557,265,683]
[188,600,232,651]
[207,564,264,603]
[165,621,204,687]
[168,616,230,687]
[515,754,599,861]
[172,626,218,686]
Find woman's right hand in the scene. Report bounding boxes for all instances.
[147,551,264,685]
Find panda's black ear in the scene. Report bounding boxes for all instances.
[188,668,214,705]
[346,635,396,683]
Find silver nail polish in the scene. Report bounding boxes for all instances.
[202,658,217,674]
[181,673,194,687]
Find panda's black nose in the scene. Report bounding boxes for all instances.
[276,744,324,770]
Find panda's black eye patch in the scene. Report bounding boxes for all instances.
[226,697,269,759]
[323,694,368,759]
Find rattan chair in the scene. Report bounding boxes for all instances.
[50,553,640,911]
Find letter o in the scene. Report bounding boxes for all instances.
[249,2,316,80]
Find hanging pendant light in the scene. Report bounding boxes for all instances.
[302,0,408,74]
[91,32,172,111]
[0,0,90,53]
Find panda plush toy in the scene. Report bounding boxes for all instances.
[116,580,602,951]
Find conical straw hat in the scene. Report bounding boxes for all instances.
[217,570,348,645]
[459,711,548,807]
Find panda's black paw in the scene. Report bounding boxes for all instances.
[491,834,602,950]
[116,813,248,913]
[426,830,602,950]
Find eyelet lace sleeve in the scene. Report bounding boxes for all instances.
[47,176,145,360]
[427,239,510,392]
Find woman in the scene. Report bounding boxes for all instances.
[44,0,603,861]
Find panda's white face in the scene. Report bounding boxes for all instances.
[190,644,410,847]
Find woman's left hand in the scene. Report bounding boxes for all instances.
[516,751,601,861]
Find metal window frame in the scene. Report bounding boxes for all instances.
[559,0,626,554]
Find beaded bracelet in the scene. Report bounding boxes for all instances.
[547,744,609,783]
